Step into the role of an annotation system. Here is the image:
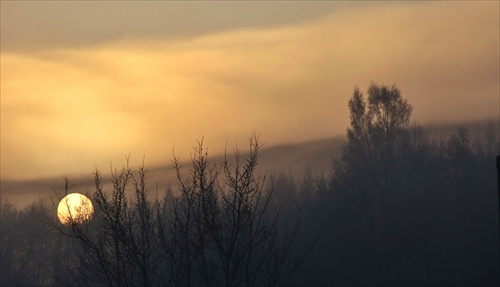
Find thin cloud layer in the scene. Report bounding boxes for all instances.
[0,1,352,52]
[1,1,498,180]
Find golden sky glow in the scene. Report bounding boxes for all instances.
[1,1,499,180]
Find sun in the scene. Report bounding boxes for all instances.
[57,193,94,226]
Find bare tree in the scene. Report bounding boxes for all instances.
[53,134,305,286]
[166,133,304,286]
[54,161,165,287]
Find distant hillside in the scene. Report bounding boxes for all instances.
[1,119,497,207]
[1,136,344,207]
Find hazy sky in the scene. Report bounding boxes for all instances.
[1,1,499,180]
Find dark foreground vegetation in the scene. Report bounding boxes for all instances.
[1,83,499,286]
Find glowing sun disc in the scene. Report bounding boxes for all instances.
[57,193,94,225]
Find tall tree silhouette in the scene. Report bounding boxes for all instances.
[333,83,413,229]
[328,83,427,285]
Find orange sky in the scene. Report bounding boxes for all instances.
[1,1,499,180]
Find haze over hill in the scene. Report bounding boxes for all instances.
[0,135,342,208]
[2,120,497,208]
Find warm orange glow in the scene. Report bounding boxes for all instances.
[1,1,498,180]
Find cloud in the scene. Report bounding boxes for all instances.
[1,1,498,180]
[0,1,353,52]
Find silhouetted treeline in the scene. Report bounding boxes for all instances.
[296,83,500,286]
[1,83,499,286]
